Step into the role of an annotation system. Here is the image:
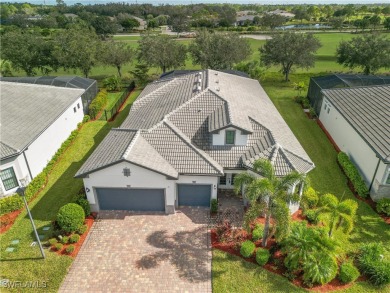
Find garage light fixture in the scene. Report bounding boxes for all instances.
[123,168,131,177]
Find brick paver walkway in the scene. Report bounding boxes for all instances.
[59,207,211,293]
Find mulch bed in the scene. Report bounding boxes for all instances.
[0,209,22,234]
[51,215,95,258]
[211,213,361,292]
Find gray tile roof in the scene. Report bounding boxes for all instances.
[322,85,390,163]
[77,70,314,178]
[0,82,85,159]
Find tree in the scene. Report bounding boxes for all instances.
[234,159,306,247]
[91,16,118,38]
[260,14,287,30]
[336,34,390,75]
[99,41,135,77]
[54,25,100,77]
[282,222,339,285]
[1,30,57,76]
[316,193,358,237]
[130,63,149,86]
[189,29,251,70]
[169,13,190,33]
[233,60,265,80]
[329,17,344,31]
[385,17,390,30]
[260,32,321,81]
[369,15,381,30]
[120,17,140,31]
[138,34,186,73]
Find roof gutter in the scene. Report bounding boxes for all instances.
[369,157,381,192]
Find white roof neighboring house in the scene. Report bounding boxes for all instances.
[76,70,314,179]
[268,9,295,18]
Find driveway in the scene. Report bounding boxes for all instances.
[59,207,211,293]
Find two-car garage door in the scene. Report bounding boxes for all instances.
[96,188,165,211]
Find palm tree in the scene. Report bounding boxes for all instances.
[316,193,358,237]
[234,159,306,247]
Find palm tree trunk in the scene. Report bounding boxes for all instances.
[262,211,271,247]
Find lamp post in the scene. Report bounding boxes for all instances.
[16,186,45,259]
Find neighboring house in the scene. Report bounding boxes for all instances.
[76,70,314,214]
[0,82,85,196]
[236,15,255,26]
[319,85,390,200]
[63,13,78,19]
[0,76,98,114]
[132,16,147,30]
[307,74,390,115]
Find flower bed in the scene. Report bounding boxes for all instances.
[211,211,365,292]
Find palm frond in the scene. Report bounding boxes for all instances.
[246,178,273,202]
[252,159,275,180]
[233,172,256,195]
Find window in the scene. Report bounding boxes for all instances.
[123,168,131,177]
[77,103,80,109]
[219,174,227,185]
[225,130,235,145]
[0,167,18,191]
[386,170,390,185]
[231,174,237,185]
[73,107,76,113]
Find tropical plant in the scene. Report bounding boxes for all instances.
[339,261,360,284]
[301,187,319,210]
[240,240,256,258]
[103,75,122,92]
[376,198,390,216]
[293,81,306,97]
[256,248,271,266]
[234,159,306,246]
[316,193,358,237]
[282,222,339,285]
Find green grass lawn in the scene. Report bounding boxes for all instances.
[0,89,141,292]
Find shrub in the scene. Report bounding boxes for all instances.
[103,76,122,91]
[376,198,390,216]
[61,236,69,244]
[0,194,24,216]
[252,224,264,241]
[301,187,319,210]
[337,152,368,197]
[215,220,231,242]
[302,97,310,109]
[303,253,338,286]
[82,115,90,123]
[69,234,81,244]
[77,224,88,235]
[89,89,108,118]
[65,245,75,254]
[54,243,63,251]
[57,203,85,233]
[358,243,390,286]
[210,199,218,213]
[304,209,319,225]
[75,197,90,217]
[339,261,360,284]
[256,248,270,266]
[240,240,256,258]
[48,238,58,246]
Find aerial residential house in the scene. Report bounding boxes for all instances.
[319,85,390,200]
[268,9,295,18]
[76,70,314,214]
[0,82,85,196]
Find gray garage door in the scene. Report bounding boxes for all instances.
[96,188,165,211]
[177,184,211,207]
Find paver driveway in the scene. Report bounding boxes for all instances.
[60,207,211,293]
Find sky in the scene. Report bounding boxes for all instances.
[6,0,390,5]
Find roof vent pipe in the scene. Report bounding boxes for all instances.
[198,78,202,83]
[197,85,201,91]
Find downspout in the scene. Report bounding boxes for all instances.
[369,157,381,192]
[23,150,33,181]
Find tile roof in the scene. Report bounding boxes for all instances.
[0,82,84,159]
[322,85,390,163]
[77,70,314,178]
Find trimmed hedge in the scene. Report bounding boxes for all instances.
[339,261,360,284]
[210,199,218,213]
[75,197,91,217]
[376,198,390,216]
[240,240,256,258]
[57,203,85,233]
[256,248,271,266]
[89,89,108,119]
[0,116,88,216]
[301,187,319,210]
[252,224,264,241]
[337,152,368,197]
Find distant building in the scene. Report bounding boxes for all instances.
[268,9,295,18]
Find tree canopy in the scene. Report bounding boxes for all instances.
[137,34,187,73]
[336,34,390,75]
[100,41,135,77]
[189,29,252,70]
[260,32,321,81]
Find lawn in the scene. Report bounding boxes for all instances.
[0,89,141,292]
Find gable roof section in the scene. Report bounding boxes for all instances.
[322,85,390,163]
[1,82,84,159]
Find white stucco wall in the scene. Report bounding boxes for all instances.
[24,97,84,177]
[319,98,381,186]
[212,127,248,146]
[82,161,218,212]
